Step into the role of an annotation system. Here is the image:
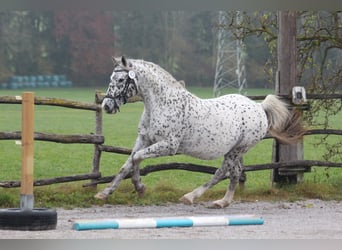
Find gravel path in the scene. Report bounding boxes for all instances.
[1,199,341,239]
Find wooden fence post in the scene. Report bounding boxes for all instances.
[271,11,307,184]
[20,92,35,210]
[91,91,103,188]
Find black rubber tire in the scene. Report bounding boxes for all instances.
[0,208,57,231]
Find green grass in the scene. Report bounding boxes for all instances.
[0,87,341,208]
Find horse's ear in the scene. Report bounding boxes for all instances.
[121,56,127,67]
[112,56,120,67]
[178,80,186,88]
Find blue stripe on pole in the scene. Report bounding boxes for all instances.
[156,218,193,228]
[73,220,119,230]
[228,217,264,225]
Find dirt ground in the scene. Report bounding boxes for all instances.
[0,199,341,239]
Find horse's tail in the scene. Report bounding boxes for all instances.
[261,94,307,144]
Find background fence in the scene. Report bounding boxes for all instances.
[0,91,341,189]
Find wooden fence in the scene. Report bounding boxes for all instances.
[0,91,341,189]
[0,93,103,188]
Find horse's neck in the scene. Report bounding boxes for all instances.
[135,62,185,103]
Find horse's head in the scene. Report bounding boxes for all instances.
[102,56,139,114]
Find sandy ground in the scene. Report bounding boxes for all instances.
[0,199,341,239]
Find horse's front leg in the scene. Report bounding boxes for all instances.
[131,136,179,188]
[130,156,145,197]
[95,137,179,200]
[133,138,179,160]
[130,135,151,197]
[95,135,149,200]
[94,155,135,200]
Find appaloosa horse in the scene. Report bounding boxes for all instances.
[95,56,306,208]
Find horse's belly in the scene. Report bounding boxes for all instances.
[180,147,230,160]
[178,134,238,160]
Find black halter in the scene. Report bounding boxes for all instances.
[105,69,137,111]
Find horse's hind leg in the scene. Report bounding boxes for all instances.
[179,157,230,205]
[180,148,245,208]
[210,158,243,209]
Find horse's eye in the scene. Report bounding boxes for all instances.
[118,79,124,83]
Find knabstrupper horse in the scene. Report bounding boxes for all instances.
[95,56,306,208]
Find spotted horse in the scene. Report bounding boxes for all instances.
[95,56,306,208]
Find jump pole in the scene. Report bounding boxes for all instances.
[73,215,264,231]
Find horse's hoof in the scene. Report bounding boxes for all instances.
[207,203,223,209]
[137,184,146,198]
[94,192,108,200]
[179,195,193,205]
[207,200,229,209]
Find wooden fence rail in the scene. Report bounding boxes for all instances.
[247,93,342,101]
[0,131,104,144]
[95,92,342,102]
[98,129,341,156]
[1,159,341,188]
[0,95,99,111]
[0,173,101,188]
[0,92,341,189]
[82,160,342,187]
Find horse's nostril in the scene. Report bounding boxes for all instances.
[103,104,110,112]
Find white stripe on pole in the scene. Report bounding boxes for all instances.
[190,216,228,227]
[117,218,157,229]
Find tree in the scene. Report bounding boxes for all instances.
[181,11,215,86]
[225,11,342,162]
[53,11,115,86]
[112,11,216,87]
[0,11,54,80]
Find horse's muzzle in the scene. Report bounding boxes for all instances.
[102,98,119,114]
